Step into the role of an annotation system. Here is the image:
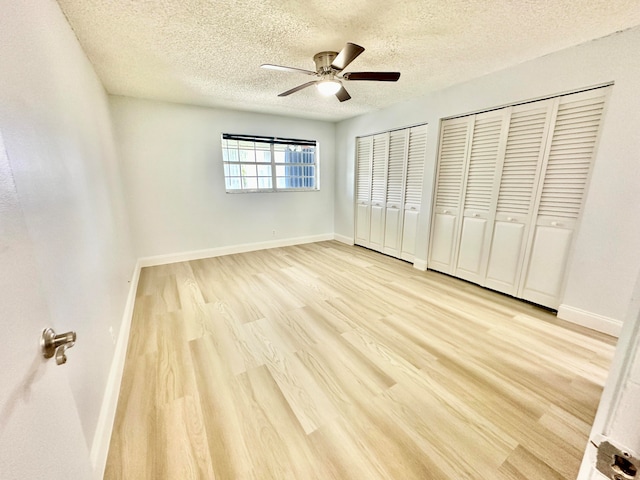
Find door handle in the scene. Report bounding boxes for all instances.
[41,328,76,365]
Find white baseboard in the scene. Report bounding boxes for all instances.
[334,234,354,245]
[138,233,334,267]
[413,258,428,271]
[557,304,622,337]
[90,260,141,479]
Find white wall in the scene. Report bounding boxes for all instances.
[0,0,135,477]
[335,26,640,324]
[110,96,336,258]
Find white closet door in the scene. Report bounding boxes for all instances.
[383,129,409,257]
[429,117,472,273]
[455,109,509,284]
[520,87,610,308]
[369,133,389,252]
[401,125,427,262]
[354,136,373,246]
[485,99,554,295]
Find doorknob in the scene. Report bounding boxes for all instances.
[41,328,76,365]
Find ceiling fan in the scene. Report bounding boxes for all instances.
[261,42,400,102]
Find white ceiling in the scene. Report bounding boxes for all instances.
[57,0,640,122]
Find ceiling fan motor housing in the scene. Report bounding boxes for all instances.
[313,51,339,75]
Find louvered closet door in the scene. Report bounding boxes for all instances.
[520,87,610,308]
[485,99,555,295]
[383,129,409,257]
[401,125,427,262]
[369,133,389,252]
[355,136,373,247]
[454,109,510,284]
[428,116,472,274]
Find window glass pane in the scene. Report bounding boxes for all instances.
[258,177,272,189]
[274,150,286,164]
[226,177,241,190]
[227,149,238,162]
[257,165,272,176]
[227,164,240,176]
[255,150,271,163]
[242,177,258,189]
[239,149,255,162]
[241,164,257,177]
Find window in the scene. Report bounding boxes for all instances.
[221,133,318,192]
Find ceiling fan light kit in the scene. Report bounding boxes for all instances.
[261,42,400,102]
[316,78,342,96]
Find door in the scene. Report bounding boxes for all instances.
[354,136,372,247]
[369,133,389,252]
[383,129,408,257]
[428,116,473,274]
[0,132,92,479]
[401,125,427,262]
[454,109,509,284]
[485,99,555,295]
[520,88,610,308]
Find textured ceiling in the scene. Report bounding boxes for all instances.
[57,0,640,122]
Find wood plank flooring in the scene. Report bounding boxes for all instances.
[104,241,616,479]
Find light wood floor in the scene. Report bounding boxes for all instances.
[105,241,616,480]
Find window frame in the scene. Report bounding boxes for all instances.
[221,133,319,193]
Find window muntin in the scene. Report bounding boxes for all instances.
[222,134,318,192]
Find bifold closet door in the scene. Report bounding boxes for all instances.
[519,87,610,308]
[383,129,408,257]
[484,99,555,296]
[400,125,428,262]
[369,134,389,252]
[355,136,373,247]
[454,109,510,284]
[428,116,472,274]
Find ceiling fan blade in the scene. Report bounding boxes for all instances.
[278,81,317,97]
[331,43,365,71]
[261,64,317,76]
[343,72,401,82]
[335,86,351,102]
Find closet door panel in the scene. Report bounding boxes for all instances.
[383,130,408,257]
[485,217,526,294]
[454,110,508,284]
[429,117,471,273]
[368,134,389,252]
[456,216,488,276]
[354,136,373,246]
[485,99,554,295]
[430,212,457,266]
[519,87,609,308]
[401,125,427,262]
[401,208,419,260]
[520,220,574,307]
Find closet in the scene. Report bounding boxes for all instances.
[355,124,427,262]
[428,86,610,309]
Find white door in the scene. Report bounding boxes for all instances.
[383,129,408,257]
[401,125,427,262]
[485,99,555,295]
[354,136,373,247]
[520,88,610,308]
[0,133,92,479]
[455,109,509,285]
[429,117,472,274]
[369,133,389,252]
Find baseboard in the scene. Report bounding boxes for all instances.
[138,233,335,267]
[413,258,428,271]
[90,260,141,478]
[557,304,622,337]
[334,234,354,245]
